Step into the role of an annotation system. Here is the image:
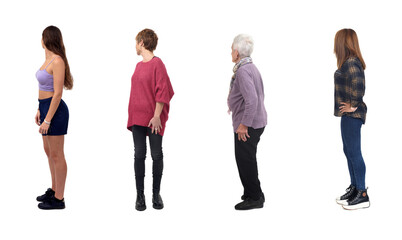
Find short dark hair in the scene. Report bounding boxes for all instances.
[136,29,158,52]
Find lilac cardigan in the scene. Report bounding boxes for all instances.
[228,63,267,132]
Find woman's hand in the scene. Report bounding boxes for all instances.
[148,116,162,135]
[35,110,41,126]
[236,123,250,142]
[39,122,50,135]
[339,102,357,113]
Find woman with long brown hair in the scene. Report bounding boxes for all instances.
[35,25,73,210]
[333,28,369,210]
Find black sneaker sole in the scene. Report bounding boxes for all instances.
[38,204,65,210]
[235,203,264,210]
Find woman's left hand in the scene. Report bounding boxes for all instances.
[39,122,50,135]
[148,116,162,135]
[339,102,357,113]
[236,123,250,142]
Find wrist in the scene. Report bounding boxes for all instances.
[44,120,51,125]
[153,115,161,118]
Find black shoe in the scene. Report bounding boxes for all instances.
[38,195,65,210]
[36,188,55,202]
[343,189,370,210]
[235,193,265,210]
[152,194,164,210]
[135,191,146,211]
[242,192,265,201]
[336,185,356,205]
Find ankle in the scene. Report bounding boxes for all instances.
[54,194,64,200]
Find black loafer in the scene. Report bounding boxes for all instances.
[152,194,164,210]
[36,188,55,202]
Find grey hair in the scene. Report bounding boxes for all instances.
[232,34,254,58]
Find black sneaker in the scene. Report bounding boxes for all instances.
[152,194,164,210]
[135,191,146,211]
[36,188,55,202]
[343,189,370,210]
[336,185,356,205]
[241,192,265,201]
[235,193,265,210]
[38,195,65,210]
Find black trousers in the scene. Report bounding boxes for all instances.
[234,127,265,200]
[132,125,163,193]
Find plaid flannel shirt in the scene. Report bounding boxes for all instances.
[334,57,367,123]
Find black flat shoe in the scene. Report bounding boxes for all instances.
[152,194,164,210]
[135,191,146,211]
[36,188,55,202]
[38,195,65,210]
[235,193,265,210]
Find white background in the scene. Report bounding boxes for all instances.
[0,0,401,239]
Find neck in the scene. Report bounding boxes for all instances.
[45,49,55,59]
[141,50,155,62]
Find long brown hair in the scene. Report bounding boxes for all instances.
[334,28,366,70]
[42,26,73,90]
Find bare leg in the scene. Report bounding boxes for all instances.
[47,135,67,200]
[42,136,56,190]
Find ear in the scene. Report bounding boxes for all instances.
[139,40,144,47]
[234,49,239,59]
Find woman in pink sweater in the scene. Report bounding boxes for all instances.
[127,29,174,211]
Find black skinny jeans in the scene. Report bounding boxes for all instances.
[234,127,265,200]
[132,125,163,193]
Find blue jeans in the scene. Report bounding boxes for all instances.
[341,116,366,190]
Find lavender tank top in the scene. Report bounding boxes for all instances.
[36,57,56,92]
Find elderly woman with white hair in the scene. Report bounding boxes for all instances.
[228,34,267,210]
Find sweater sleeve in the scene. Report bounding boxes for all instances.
[237,69,258,127]
[347,60,365,108]
[155,61,174,104]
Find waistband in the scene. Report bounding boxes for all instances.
[38,97,65,104]
[38,97,53,103]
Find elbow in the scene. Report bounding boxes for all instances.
[52,93,63,101]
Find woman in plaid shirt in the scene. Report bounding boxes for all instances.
[333,29,369,210]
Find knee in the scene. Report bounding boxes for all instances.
[151,150,163,161]
[43,146,51,158]
[343,146,348,155]
[134,146,146,159]
[49,153,65,164]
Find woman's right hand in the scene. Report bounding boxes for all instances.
[35,110,41,126]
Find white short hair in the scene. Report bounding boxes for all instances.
[232,34,254,58]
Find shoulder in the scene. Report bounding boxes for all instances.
[53,56,65,66]
[153,57,166,67]
[237,63,257,77]
[52,56,65,72]
[153,57,168,74]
